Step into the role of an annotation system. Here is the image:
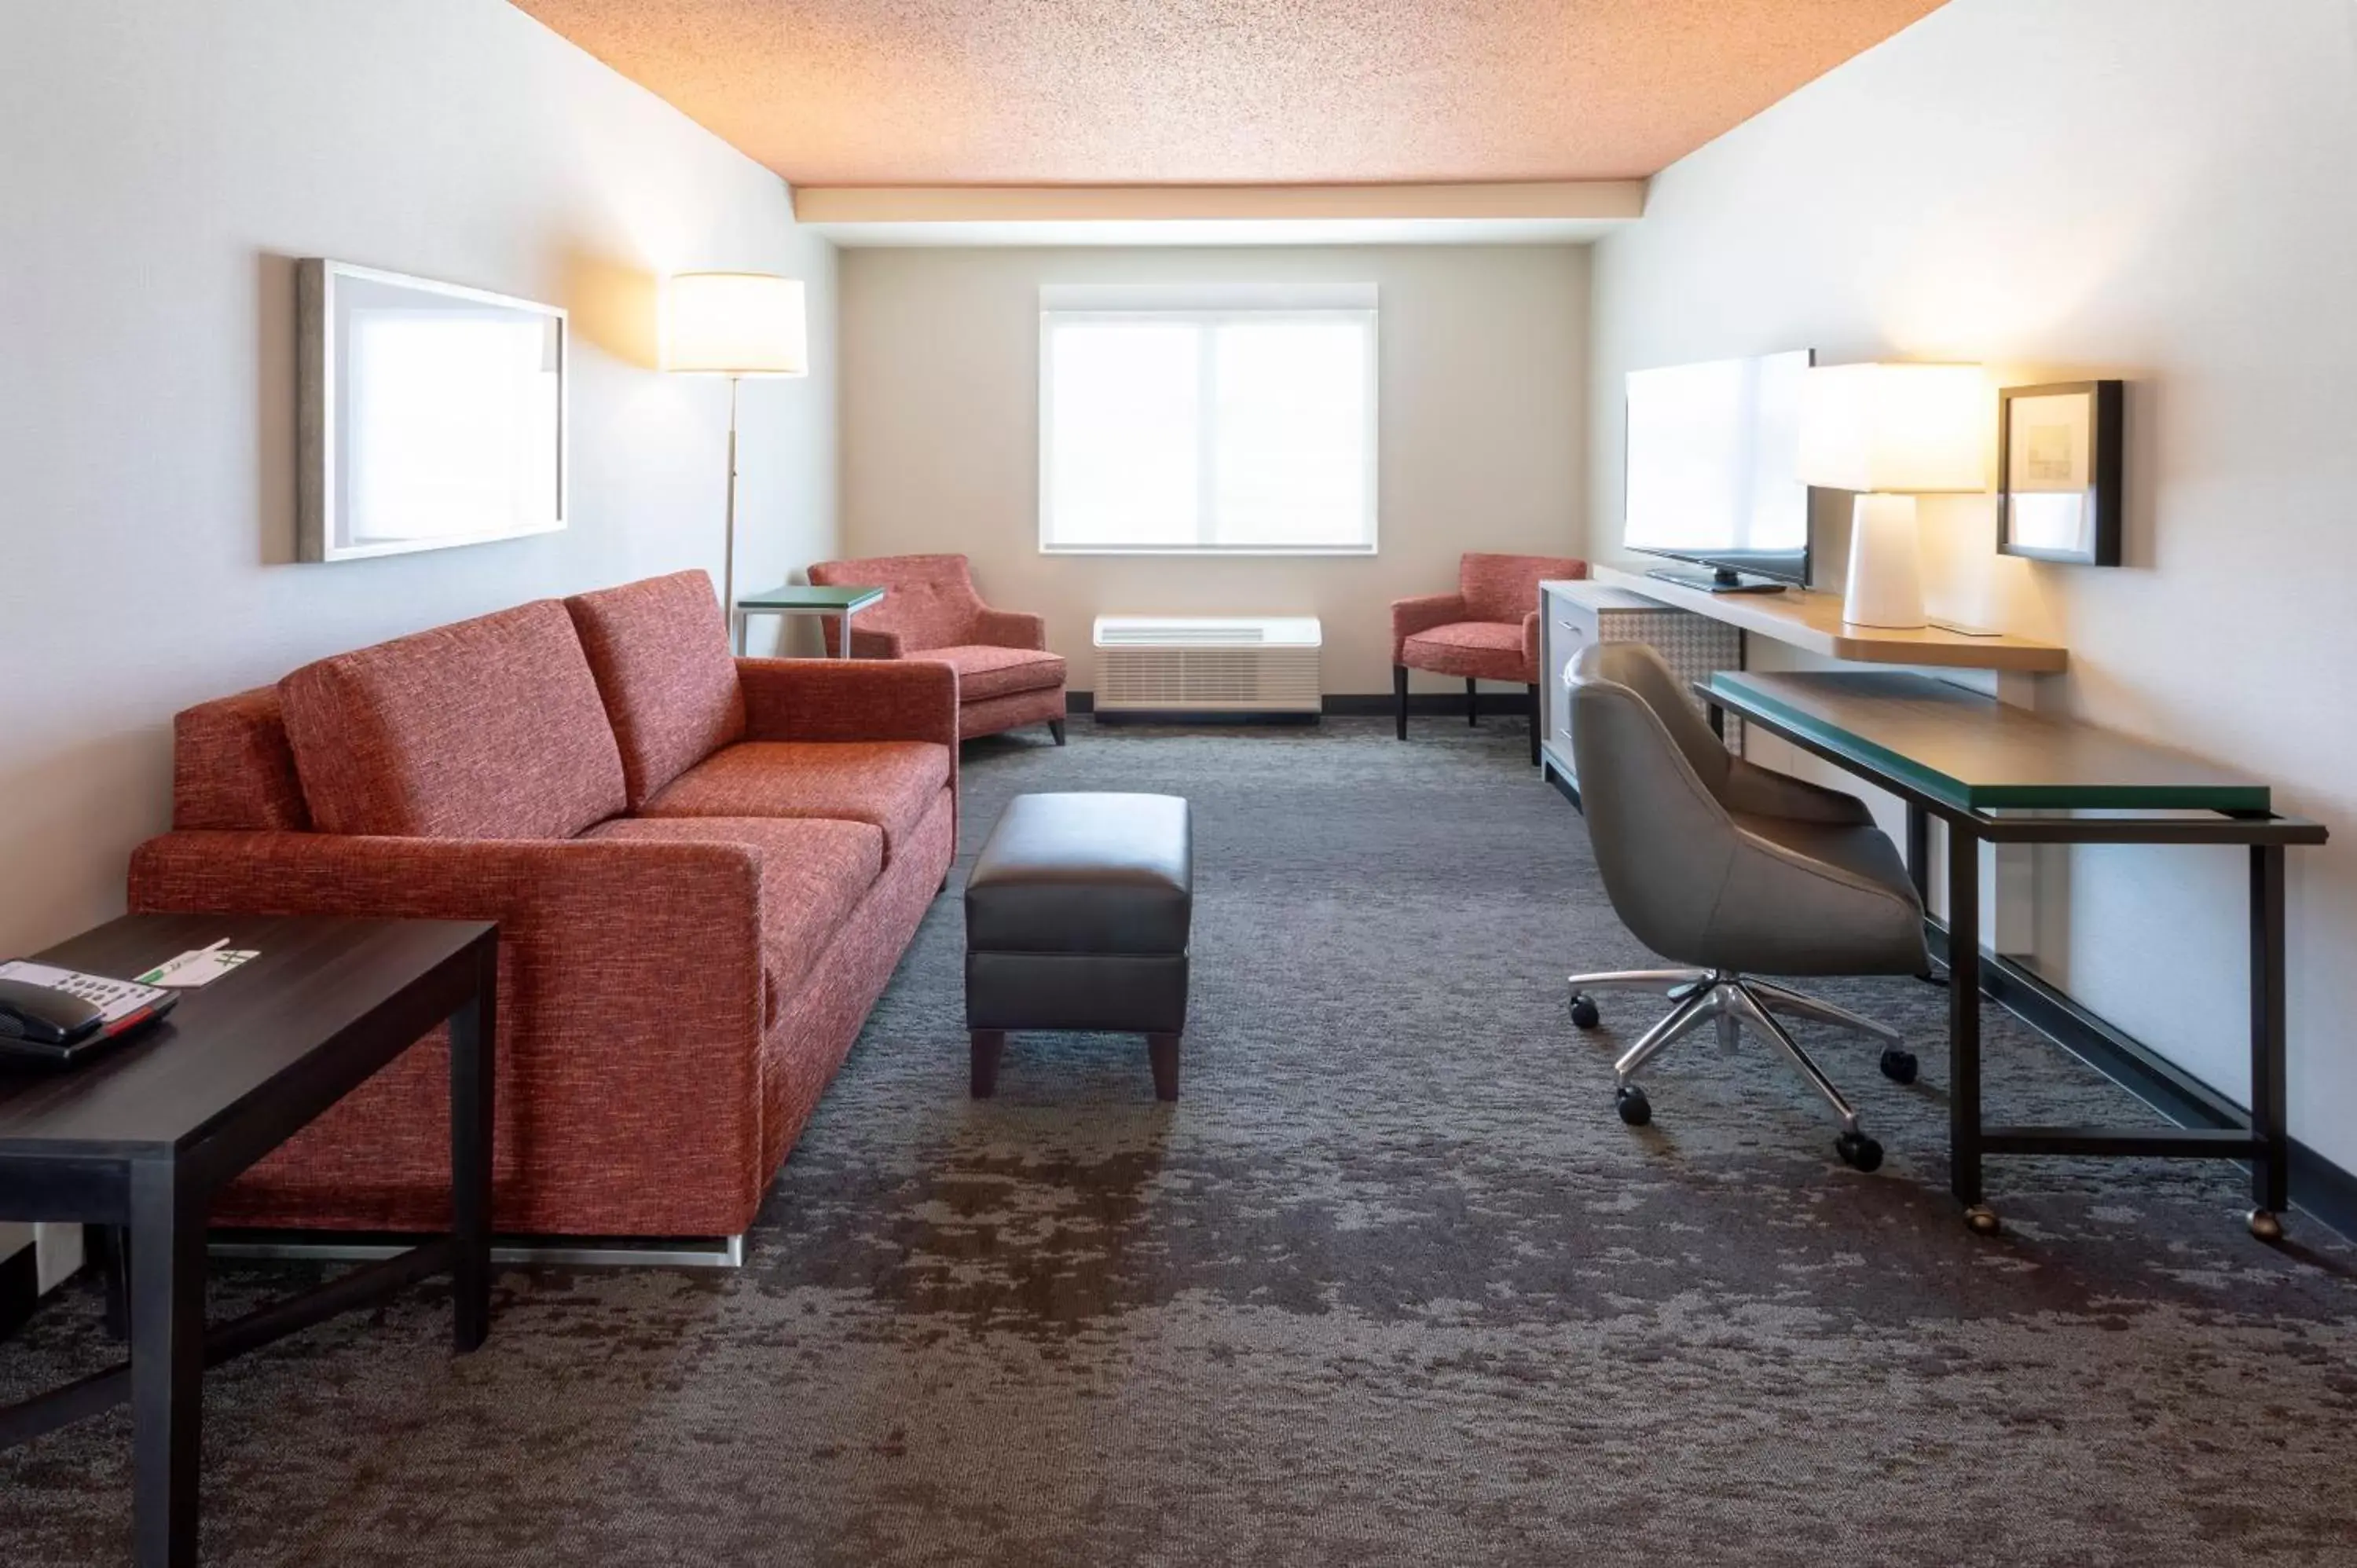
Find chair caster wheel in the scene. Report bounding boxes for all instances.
[1834,1130,1883,1172]
[1964,1203,2001,1236]
[2249,1208,2285,1242]
[1570,992,1601,1031]
[1879,1046,1919,1085]
[1615,1083,1651,1127]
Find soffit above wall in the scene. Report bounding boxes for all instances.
[508,0,1949,187]
[794,180,1644,247]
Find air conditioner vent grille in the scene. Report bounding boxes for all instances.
[1092,616,1323,713]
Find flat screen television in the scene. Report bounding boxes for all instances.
[1622,349,1813,592]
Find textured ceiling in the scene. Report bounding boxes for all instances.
[511,0,1948,186]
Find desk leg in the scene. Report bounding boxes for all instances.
[838,608,855,659]
[1907,804,1943,985]
[2249,846,2289,1237]
[1906,804,1930,902]
[128,1159,204,1568]
[1947,822,1990,1227]
[449,944,497,1353]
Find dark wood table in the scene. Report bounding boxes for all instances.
[1702,671,2328,1239]
[0,914,498,1568]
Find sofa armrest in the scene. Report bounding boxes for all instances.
[126,830,773,1212]
[1523,610,1542,676]
[736,657,959,749]
[971,608,1048,651]
[1391,592,1468,661]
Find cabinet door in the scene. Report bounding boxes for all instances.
[1543,590,1594,764]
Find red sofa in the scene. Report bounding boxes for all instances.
[126,570,956,1241]
[807,553,1068,743]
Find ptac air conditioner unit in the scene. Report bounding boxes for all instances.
[1091,616,1323,718]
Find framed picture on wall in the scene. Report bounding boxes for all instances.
[297,260,568,562]
[1996,379,2122,566]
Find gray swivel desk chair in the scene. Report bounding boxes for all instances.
[1563,642,1930,1171]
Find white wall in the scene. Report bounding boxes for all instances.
[0,0,839,962]
[1588,0,2357,1171]
[840,245,1589,694]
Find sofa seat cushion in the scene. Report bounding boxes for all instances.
[582,815,883,1013]
[639,741,951,865]
[1401,620,1533,683]
[280,599,628,839]
[565,571,746,808]
[926,644,1068,702]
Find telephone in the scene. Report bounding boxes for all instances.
[0,970,178,1068]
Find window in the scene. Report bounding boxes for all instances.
[1039,283,1377,554]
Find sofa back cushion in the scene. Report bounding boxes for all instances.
[564,570,746,805]
[808,553,981,653]
[280,600,628,839]
[1460,552,1588,625]
[173,687,312,830]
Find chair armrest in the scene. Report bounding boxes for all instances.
[1721,758,1876,826]
[972,608,1047,651]
[1522,610,1542,676]
[736,657,959,748]
[836,625,904,659]
[1391,593,1467,661]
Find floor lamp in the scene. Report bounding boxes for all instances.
[662,272,809,649]
[1796,361,1985,628]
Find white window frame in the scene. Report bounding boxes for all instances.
[1037,282,1380,557]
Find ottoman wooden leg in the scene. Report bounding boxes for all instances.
[970,1030,1006,1098]
[1149,1033,1181,1101]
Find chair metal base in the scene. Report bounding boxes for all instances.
[1567,967,1908,1151]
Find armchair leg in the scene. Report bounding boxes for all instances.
[1527,682,1541,767]
[1049,719,1067,746]
[1394,665,1409,740]
[1467,677,1479,727]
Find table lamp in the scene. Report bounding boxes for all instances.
[1797,362,1985,628]
[662,272,809,628]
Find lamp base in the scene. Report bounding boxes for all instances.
[1842,493,1927,629]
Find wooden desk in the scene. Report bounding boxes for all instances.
[1594,564,2069,674]
[1703,671,2326,1240]
[0,914,497,1568]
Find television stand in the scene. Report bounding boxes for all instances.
[1644,566,1788,595]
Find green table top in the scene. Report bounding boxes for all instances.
[735,584,885,612]
[1704,670,2271,814]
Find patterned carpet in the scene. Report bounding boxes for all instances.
[5,717,2357,1566]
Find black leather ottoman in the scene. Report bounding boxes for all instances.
[965,792,1193,1101]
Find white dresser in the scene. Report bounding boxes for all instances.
[1538,579,1743,800]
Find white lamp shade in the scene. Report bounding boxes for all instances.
[1797,362,1984,494]
[663,272,808,376]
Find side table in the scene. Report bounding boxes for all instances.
[733,583,884,658]
[0,913,498,1568]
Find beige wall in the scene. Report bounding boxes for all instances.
[1588,0,2357,1171]
[0,0,839,962]
[839,245,1589,694]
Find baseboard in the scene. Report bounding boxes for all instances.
[1066,691,1534,719]
[1926,922,2357,1243]
[0,1242,35,1341]
[1091,709,1321,726]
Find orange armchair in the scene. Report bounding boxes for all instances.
[808,553,1069,744]
[1392,551,1587,765]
